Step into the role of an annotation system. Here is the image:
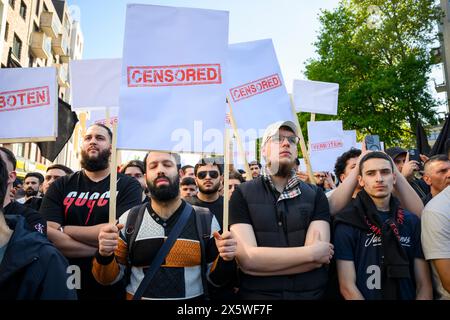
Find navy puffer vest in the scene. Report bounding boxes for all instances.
[238,177,330,299]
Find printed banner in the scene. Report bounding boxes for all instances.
[308,120,345,172]
[227,39,294,138]
[118,4,229,152]
[85,107,119,128]
[0,67,57,141]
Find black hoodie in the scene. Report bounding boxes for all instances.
[0,215,77,300]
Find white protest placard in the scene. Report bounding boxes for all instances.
[307,120,345,172]
[298,158,306,172]
[227,39,294,137]
[118,4,229,153]
[70,58,121,110]
[85,107,119,127]
[232,135,256,170]
[293,79,339,115]
[0,67,57,142]
[343,130,357,151]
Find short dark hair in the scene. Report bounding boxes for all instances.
[424,154,450,173]
[181,165,194,174]
[359,151,394,175]
[24,172,44,184]
[47,164,73,175]
[180,176,196,186]
[0,156,8,211]
[88,123,113,142]
[0,146,17,170]
[120,160,145,175]
[334,148,362,182]
[143,151,181,171]
[194,157,224,176]
[229,170,245,183]
[249,160,261,168]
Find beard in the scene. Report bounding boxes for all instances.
[147,174,180,201]
[25,188,38,197]
[198,181,220,195]
[267,160,293,178]
[80,148,111,172]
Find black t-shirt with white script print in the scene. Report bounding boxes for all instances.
[41,171,142,226]
[40,170,142,300]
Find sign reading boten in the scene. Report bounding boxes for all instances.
[0,86,50,112]
[127,63,222,87]
[229,74,282,103]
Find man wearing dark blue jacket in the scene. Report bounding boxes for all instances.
[0,156,76,300]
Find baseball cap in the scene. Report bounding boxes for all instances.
[262,120,298,147]
[385,146,407,160]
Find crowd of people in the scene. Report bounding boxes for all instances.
[0,121,449,300]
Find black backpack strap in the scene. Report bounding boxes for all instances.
[133,202,193,300]
[125,203,147,264]
[192,205,213,300]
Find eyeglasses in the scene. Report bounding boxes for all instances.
[197,170,220,179]
[270,134,300,145]
[314,174,326,179]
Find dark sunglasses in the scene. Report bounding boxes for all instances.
[197,170,219,179]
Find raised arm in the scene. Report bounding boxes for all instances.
[391,164,424,217]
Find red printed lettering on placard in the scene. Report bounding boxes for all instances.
[0,86,50,112]
[229,74,282,103]
[310,140,344,152]
[127,64,222,87]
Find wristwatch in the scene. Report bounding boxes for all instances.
[58,226,64,233]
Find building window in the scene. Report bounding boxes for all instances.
[19,1,26,19]
[29,53,34,67]
[43,2,48,12]
[12,34,22,59]
[9,0,15,10]
[4,23,8,41]
[34,22,39,32]
[35,0,40,16]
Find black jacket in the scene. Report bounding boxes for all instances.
[0,215,77,300]
[4,201,47,234]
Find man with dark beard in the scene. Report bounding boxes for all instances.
[229,121,334,300]
[40,124,142,300]
[188,157,224,227]
[19,172,44,211]
[92,151,237,300]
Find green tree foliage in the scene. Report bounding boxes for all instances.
[304,0,443,146]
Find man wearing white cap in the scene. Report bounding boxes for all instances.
[229,121,334,300]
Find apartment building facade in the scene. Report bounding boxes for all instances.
[0,0,83,177]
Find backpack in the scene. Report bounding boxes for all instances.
[123,202,213,299]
